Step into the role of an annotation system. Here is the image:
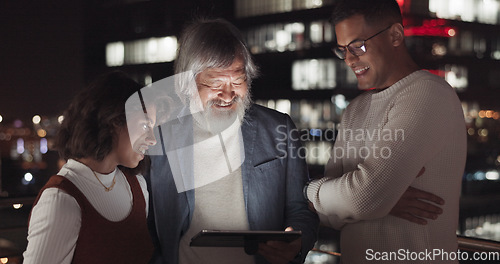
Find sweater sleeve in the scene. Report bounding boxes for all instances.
[308,79,458,227]
[323,122,345,180]
[23,188,81,264]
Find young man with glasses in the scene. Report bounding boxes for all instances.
[306,0,467,263]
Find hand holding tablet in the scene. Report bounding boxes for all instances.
[190,229,302,255]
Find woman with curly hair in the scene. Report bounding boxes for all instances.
[23,71,157,264]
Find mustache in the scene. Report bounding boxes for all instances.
[207,96,242,107]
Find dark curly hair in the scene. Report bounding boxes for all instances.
[57,71,149,174]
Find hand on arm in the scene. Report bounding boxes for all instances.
[308,201,317,213]
[390,167,445,225]
[257,227,302,264]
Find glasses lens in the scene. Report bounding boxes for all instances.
[347,41,367,57]
[333,47,346,60]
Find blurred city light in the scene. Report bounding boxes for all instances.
[40,138,48,154]
[37,128,47,138]
[16,138,24,154]
[13,119,22,128]
[486,170,500,180]
[32,115,41,124]
[106,36,178,66]
[24,173,33,182]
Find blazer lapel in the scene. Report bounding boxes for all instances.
[241,107,258,229]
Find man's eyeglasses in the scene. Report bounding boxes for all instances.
[332,25,392,60]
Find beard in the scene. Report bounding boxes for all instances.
[193,93,251,134]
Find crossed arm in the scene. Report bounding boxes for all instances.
[389,167,445,225]
[308,167,446,225]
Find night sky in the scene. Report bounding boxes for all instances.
[0,1,84,122]
[0,0,235,124]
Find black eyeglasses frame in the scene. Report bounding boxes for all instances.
[333,25,393,60]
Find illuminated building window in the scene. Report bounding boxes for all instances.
[106,36,177,67]
[444,65,468,92]
[275,99,292,115]
[246,22,305,54]
[106,42,125,66]
[235,0,334,18]
[292,59,337,90]
[245,20,332,54]
[492,37,500,60]
[477,0,500,24]
[428,65,468,92]
[310,20,333,44]
[256,99,342,129]
[429,0,499,25]
[291,58,358,91]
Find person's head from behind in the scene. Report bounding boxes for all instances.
[57,71,156,174]
[175,18,259,132]
[332,0,409,90]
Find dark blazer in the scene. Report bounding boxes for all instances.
[146,104,319,264]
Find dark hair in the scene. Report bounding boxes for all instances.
[57,71,149,174]
[331,0,402,26]
[174,18,259,101]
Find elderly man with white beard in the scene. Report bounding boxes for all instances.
[145,18,319,264]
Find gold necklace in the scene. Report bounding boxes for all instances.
[92,170,116,192]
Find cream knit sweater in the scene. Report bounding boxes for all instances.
[308,70,466,263]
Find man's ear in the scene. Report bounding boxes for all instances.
[391,23,405,47]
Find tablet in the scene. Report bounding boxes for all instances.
[190,230,302,254]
